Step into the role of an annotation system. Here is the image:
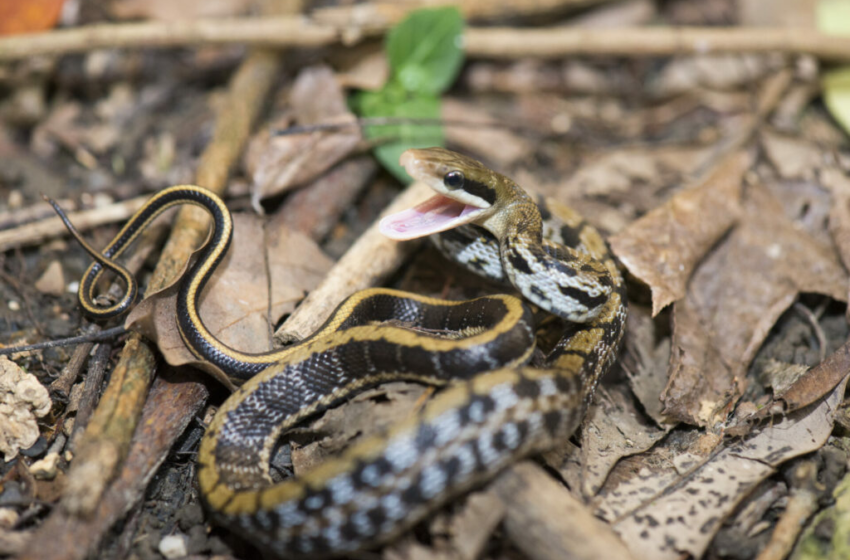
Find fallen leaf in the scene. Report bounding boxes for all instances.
[610,150,749,316]
[34,260,65,296]
[441,97,532,167]
[335,49,389,91]
[610,376,847,560]
[776,340,850,412]
[126,213,333,388]
[652,54,785,97]
[245,66,360,207]
[579,383,669,497]
[0,0,64,35]
[761,129,823,180]
[0,357,51,461]
[661,183,848,426]
[620,305,673,426]
[561,146,711,199]
[594,431,720,524]
[739,0,815,27]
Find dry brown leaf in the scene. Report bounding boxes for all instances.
[561,146,711,199]
[776,340,850,412]
[761,129,823,180]
[126,213,332,388]
[738,0,816,27]
[620,305,673,425]
[34,260,65,296]
[610,150,750,317]
[579,384,669,497]
[110,0,251,20]
[609,376,847,560]
[245,66,360,207]
[441,98,532,167]
[335,50,389,91]
[661,183,848,426]
[651,54,785,97]
[594,432,720,524]
[540,439,583,494]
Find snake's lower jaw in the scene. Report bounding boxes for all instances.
[379,193,487,240]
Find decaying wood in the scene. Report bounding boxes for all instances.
[494,462,635,560]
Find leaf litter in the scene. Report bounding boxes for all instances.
[5,2,850,560]
[126,213,332,388]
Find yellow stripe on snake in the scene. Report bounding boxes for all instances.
[51,148,627,558]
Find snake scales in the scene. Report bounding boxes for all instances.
[52,148,627,558]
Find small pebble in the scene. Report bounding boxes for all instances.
[158,533,189,559]
[0,507,19,528]
[34,260,65,297]
[7,300,20,311]
[7,190,23,209]
[0,482,24,506]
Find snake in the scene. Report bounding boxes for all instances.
[50,147,627,558]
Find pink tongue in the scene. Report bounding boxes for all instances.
[380,194,470,240]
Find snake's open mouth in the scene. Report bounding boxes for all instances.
[379,194,486,240]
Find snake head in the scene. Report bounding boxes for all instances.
[380,148,503,240]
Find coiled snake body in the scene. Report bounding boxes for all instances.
[52,148,627,558]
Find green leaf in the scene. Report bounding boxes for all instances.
[817,0,850,135]
[355,86,443,184]
[817,0,850,35]
[823,69,850,134]
[386,7,464,95]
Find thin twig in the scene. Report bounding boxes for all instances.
[0,326,128,358]
[3,20,850,62]
[273,117,538,137]
[0,195,148,253]
[754,461,821,560]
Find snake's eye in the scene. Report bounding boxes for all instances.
[444,171,465,189]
